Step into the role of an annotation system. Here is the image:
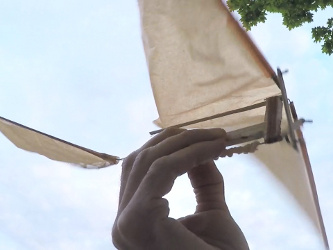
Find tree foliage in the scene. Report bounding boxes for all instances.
[227,0,333,55]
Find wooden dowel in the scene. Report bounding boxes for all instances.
[150,101,267,135]
[277,68,297,149]
[264,96,283,143]
[290,102,330,250]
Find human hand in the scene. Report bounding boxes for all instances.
[112,128,249,250]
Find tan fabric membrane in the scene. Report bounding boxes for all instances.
[0,117,119,168]
[139,0,281,130]
[254,141,323,237]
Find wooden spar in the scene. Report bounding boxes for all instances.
[150,69,297,148]
[264,96,283,143]
[226,123,264,146]
[277,68,298,150]
[290,102,330,250]
[227,96,284,146]
[148,68,310,153]
[150,101,267,135]
[149,96,291,148]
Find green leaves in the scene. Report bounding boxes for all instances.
[227,1,267,30]
[227,0,333,55]
[312,18,333,55]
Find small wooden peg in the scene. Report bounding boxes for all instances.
[264,96,283,143]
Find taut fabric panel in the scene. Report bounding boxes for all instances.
[254,141,324,243]
[0,117,119,168]
[139,0,281,130]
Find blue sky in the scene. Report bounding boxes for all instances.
[0,1,332,249]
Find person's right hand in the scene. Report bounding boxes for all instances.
[112,128,249,249]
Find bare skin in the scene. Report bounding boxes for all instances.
[112,128,249,250]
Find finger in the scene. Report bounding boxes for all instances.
[118,128,184,208]
[188,161,228,212]
[118,154,137,207]
[135,137,226,211]
[120,129,226,212]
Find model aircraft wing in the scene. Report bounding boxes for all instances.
[139,0,280,130]
[138,0,329,248]
[0,116,119,168]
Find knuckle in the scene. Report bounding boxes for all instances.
[161,127,184,137]
[111,224,122,248]
[121,154,136,175]
[220,128,227,138]
[116,215,129,236]
[123,146,153,170]
[149,156,181,177]
[180,129,192,137]
[112,213,137,248]
[134,148,151,164]
[175,129,192,142]
[150,156,170,171]
[116,212,136,240]
[122,151,137,167]
[149,198,170,217]
[114,209,153,248]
